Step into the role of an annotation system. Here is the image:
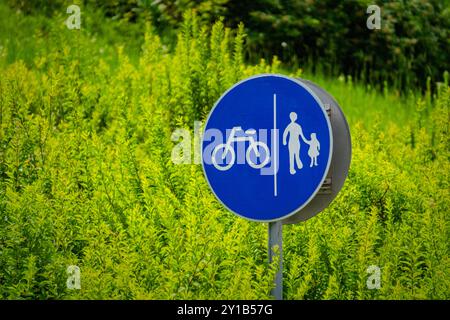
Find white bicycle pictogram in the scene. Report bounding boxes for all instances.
[212,126,270,171]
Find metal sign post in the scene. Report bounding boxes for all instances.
[268,221,283,300]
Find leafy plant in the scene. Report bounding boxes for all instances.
[0,3,449,299]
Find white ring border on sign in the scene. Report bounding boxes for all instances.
[201,74,334,223]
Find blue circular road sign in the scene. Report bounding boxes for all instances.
[202,74,333,222]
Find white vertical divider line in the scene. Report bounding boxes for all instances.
[273,94,278,197]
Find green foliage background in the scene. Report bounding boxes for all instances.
[0,3,449,299]
[8,0,450,90]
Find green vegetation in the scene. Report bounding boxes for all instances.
[0,3,449,299]
[8,0,449,90]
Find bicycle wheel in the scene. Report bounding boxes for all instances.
[246,142,270,169]
[212,144,235,171]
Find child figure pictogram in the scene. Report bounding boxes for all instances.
[305,133,320,167]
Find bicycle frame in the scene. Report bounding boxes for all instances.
[222,127,260,159]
